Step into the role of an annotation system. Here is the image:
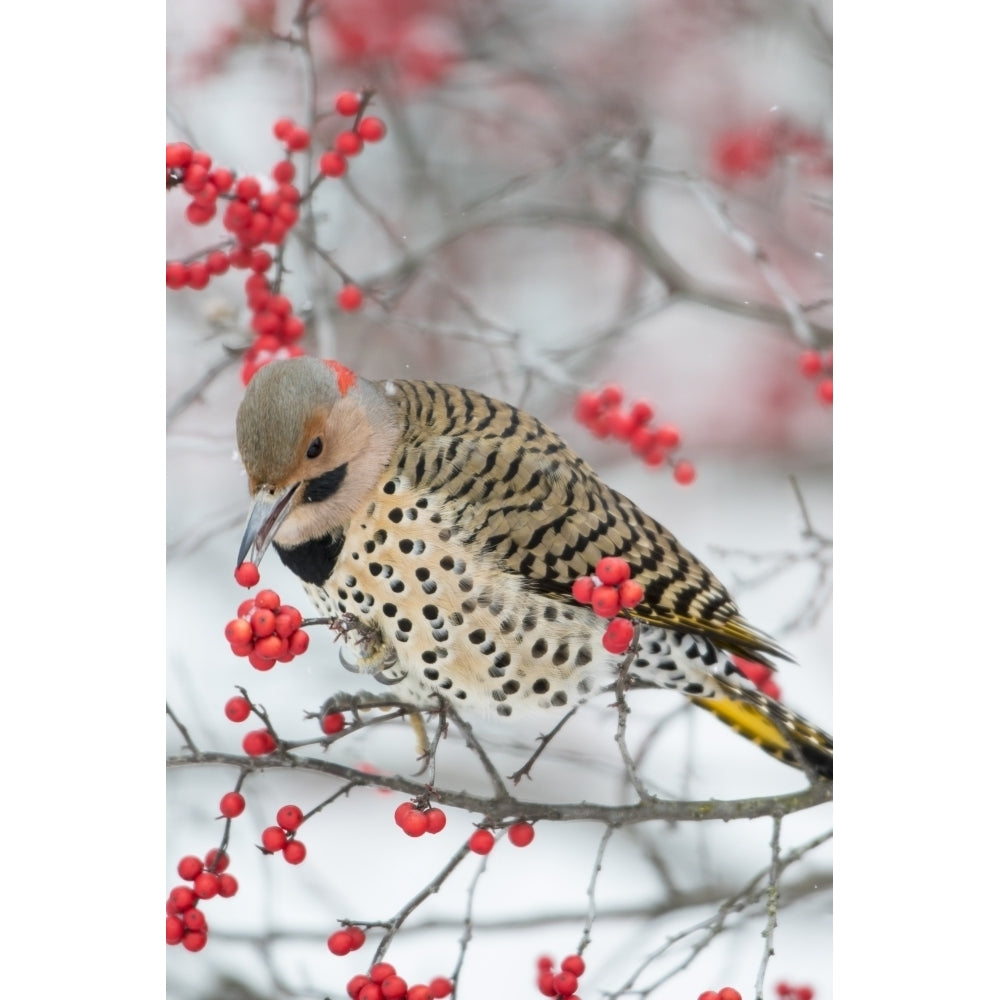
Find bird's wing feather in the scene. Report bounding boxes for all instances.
[387,380,788,664]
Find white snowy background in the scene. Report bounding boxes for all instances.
[167,3,833,999]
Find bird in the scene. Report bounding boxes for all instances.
[235,356,832,780]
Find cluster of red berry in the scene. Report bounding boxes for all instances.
[711,116,832,182]
[536,954,586,998]
[572,557,644,654]
[328,925,367,956]
[346,965,453,1000]
[730,654,781,701]
[697,989,742,1000]
[775,983,814,1000]
[798,349,833,406]
[575,384,695,484]
[225,589,311,671]
[260,804,308,864]
[166,849,238,951]
[393,800,448,838]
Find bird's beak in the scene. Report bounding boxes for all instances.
[236,483,300,567]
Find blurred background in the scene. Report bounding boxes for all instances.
[167,2,832,998]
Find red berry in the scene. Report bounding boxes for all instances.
[204,847,229,873]
[220,792,246,818]
[169,885,196,912]
[235,176,261,201]
[617,579,644,609]
[183,908,207,932]
[602,617,635,654]
[537,971,557,997]
[560,956,585,976]
[551,971,578,995]
[206,250,230,275]
[347,925,366,949]
[328,930,353,956]
[370,963,396,983]
[654,424,680,449]
[338,284,364,310]
[254,589,281,611]
[599,383,623,407]
[717,990,742,1000]
[250,249,272,273]
[380,976,408,999]
[407,988,432,1000]
[186,261,210,289]
[182,930,207,952]
[282,840,307,864]
[605,407,636,440]
[319,150,348,178]
[358,985,382,1000]
[508,822,534,847]
[166,261,188,289]
[817,378,833,405]
[799,350,823,378]
[590,585,621,619]
[250,609,276,637]
[673,460,696,485]
[538,957,554,971]
[357,116,386,142]
[225,619,253,646]
[334,91,361,116]
[574,390,602,423]
[796,989,814,1000]
[322,711,346,735]
[428,979,452,998]
[629,425,654,455]
[696,993,720,1000]
[394,801,415,827]
[425,807,447,834]
[242,729,277,756]
[469,829,495,855]
[248,650,277,671]
[595,556,630,586]
[401,809,429,838]
[347,975,372,999]
[165,142,193,168]
[571,576,595,604]
[166,915,185,945]
[335,130,364,156]
[260,826,288,853]
[234,562,260,587]
[193,871,220,899]
[217,873,239,897]
[286,126,310,151]
[273,118,294,140]
[177,855,203,880]
[288,629,310,655]
[277,804,304,832]
[713,127,775,178]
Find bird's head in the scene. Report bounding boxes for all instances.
[235,357,401,567]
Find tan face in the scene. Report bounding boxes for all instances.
[236,358,402,551]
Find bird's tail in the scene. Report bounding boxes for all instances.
[691,676,833,780]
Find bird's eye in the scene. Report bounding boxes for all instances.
[306,437,323,459]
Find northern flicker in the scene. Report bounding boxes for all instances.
[235,357,832,779]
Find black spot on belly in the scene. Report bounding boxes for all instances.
[551,691,568,707]
[502,680,520,694]
[388,507,403,522]
[530,638,548,658]
[532,678,549,694]
[497,704,512,717]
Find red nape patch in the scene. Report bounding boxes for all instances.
[323,359,357,395]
